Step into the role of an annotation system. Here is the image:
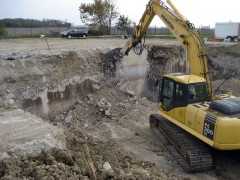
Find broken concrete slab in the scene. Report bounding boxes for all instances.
[0,109,66,159]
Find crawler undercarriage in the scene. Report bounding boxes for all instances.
[150,114,213,172]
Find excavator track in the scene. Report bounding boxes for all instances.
[150,114,212,172]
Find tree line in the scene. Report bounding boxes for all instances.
[0,18,71,28]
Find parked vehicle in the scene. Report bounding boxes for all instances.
[215,22,240,42]
[60,27,88,39]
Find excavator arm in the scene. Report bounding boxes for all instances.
[123,0,212,98]
[123,0,156,56]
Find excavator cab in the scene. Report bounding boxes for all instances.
[159,74,207,112]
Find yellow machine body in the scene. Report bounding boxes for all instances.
[159,98,240,150]
[123,0,240,152]
[159,74,240,150]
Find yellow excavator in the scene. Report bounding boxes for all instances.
[123,0,240,172]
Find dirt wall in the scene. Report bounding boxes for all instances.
[0,49,103,118]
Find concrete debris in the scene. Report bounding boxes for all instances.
[91,84,100,92]
[85,94,94,103]
[6,57,16,61]
[129,96,137,102]
[118,102,126,109]
[125,89,135,97]
[97,98,112,117]
[102,48,123,78]
[118,83,135,97]
[0,109,66,159]
[65,114,72,124]
[8,99,15,105]
[103,162,113,172]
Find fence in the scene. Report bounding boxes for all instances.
[5,27,68,36]
[5,26,214,36]
[110,26,172,35]
[198,25,214,36]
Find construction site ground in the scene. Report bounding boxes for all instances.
[0,38,240,180]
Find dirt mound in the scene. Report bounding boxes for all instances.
[50,83,189,179]
[0,116,177,180]
[207,44,240,80]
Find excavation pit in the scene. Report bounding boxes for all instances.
[0,46,187,118]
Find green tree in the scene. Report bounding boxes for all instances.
[116,15,134,35]
[0,23,7,37]
[79,0,119,35]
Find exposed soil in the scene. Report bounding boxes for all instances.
[0,38,240,180]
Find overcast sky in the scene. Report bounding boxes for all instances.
[0,0,239,28]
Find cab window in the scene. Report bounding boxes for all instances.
[162,80,174,98]
[175,83,183,100]
[188,84,205,100]
[162,79,174,111]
